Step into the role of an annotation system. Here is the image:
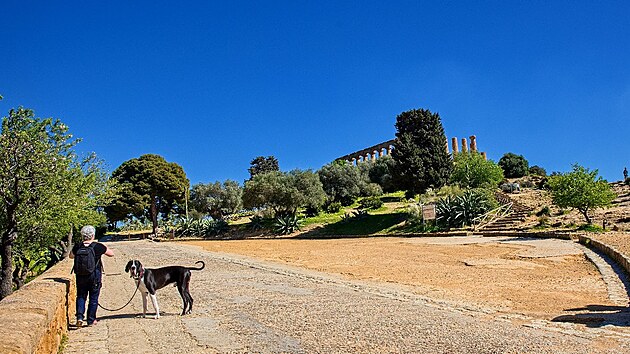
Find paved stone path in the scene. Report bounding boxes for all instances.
[64,239,630,353]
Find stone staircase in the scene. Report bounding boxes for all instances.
[477,192,532,232]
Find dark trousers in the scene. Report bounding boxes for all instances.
[76,270,102,324]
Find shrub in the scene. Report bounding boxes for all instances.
[304,205,321,217]
[274,214,301,235]
[359,196,383,210]
[450,152,504,189]
[625,177,630,186]
[536,206,551,217]
[529,165,547,176]
[436,189,496,229]
[498,153,529,178]
[325,201,342,214]
[249,215,265,230]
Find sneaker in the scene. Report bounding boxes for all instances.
[76,319,84,328]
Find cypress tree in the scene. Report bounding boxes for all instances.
[391,108,452,197]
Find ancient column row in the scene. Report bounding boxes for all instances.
[350,145,394,165]
[448,135,486,160]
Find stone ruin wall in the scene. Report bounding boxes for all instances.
[339,135,487,164]
[0,258,75,354]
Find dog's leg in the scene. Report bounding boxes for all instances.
[177,285,187,316]
[141,292,148,318]
[149,293,160,319]
[184,274,193,314]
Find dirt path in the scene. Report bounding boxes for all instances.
[64,238,630,353]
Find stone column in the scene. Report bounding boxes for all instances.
[461,138,468,153]
[373,151,379,160]
[451,137,459,154]
[365,153,371,162]
[351,158,356,166]
[388,146,393,155]
[481,152,487,160]
[469,135,477,152]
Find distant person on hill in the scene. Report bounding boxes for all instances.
[70,225,114,327]
[624,167,628,181]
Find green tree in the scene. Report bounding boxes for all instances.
[242,170,325,216]
[318,161,365,206]
[248,156,279,179]
[107,154,189,235]
[498,152,529,178]
[529,165,547,176]
[0,108,110,299]
[450,152,504,189]
[190,180,243,220]
[365,155,398,193]
[547,164,616,224]
[391,108,452,198]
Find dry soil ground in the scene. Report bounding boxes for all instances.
[184,236,616,320]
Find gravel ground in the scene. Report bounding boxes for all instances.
[62,239,630,353]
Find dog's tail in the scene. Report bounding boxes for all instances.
[189,261,205,271]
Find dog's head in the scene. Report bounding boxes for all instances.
[125,260,144,279]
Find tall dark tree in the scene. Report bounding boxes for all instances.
[391,108,452,197]
[248,156,279,179]
[107,154,189,235]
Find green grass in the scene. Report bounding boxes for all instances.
[314,212,407,235]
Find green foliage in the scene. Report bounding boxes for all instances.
[365,155,398,193]
[173,218,229,238]
[498,152,529,178]
[0,107,112,296]
[325,202,342,214]
[107,154,189,234]
[243,169,326,216]
[248,215,268,231]
[359,196,384,210]
[529,165,547,177]
[248,156,279,179]
[318,160,366,206]
[190,180,243,219]
[547,164,616,224]
[450,152,504,189]
[536,206,551,217]
[436,189,496,229]
[578,224,605,233]
[391,108,452,196]
[274,214,301,235]
[625,177,630,186]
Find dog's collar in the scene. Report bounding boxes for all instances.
[134,266,145,280]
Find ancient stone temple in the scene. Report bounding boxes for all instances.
[340,135,487,164]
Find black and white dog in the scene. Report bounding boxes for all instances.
[125,259,205,318]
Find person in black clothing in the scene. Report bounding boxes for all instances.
[70,225,114,327]
[624,167,628,181]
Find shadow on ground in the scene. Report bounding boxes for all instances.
[553,305,630,327]
[297,213,407,239]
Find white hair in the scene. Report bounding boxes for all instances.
[80,225,96,241]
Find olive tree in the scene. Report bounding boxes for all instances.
[190,180,243,220]
[450,152,504,189]
[242,170,326,216]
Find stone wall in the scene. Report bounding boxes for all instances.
[0,258,75,354]
[578,234,630,277]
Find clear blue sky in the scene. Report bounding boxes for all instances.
[2,1,628,184]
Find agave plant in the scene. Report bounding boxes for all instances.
[274,214,301,235]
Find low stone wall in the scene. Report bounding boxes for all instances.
[578,234,630,277]
[0,258,75,354]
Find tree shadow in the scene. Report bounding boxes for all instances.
[296,213,407,239]
[552,305,630,327]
